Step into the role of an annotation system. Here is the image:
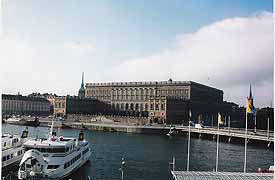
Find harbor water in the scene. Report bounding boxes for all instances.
[2,124,273,180]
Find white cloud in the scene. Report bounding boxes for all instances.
[0,35,96,96]
[110,12,274,107]
[63,41,95,56]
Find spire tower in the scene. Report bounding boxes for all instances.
[78,72,85,98]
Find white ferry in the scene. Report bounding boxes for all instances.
[18,121,91,179]
[2,127,29,169]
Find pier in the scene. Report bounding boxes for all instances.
[62,121,274,146]
[179,126,274,144]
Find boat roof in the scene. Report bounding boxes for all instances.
[24,137,76,147]
[171,171,274,180]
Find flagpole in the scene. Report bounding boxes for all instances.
[187,110,191,171]
[254,115,257,133]
[215,113,220,172]
[244,110,248,173]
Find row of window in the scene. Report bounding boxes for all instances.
[24,147,69,153]
[3,103,49,111]
[111,103,166,111]
[87,88,189,96]
[64,153,81,169]
[2,150,23,162]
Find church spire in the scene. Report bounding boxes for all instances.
[78,72,85,98]
[81,72,84,88]
[249,84,252,100]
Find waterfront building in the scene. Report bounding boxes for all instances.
[28,92,58,115]
[2,94,51,116]
[85,79,232,124]
[53,96,110,117]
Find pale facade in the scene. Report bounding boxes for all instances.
[2,94,51,115]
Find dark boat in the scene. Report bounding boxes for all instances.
[23,116,40,127]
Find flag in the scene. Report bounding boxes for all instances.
[218,113,223,125]
[247,98,254,114]
[247,84,256,115]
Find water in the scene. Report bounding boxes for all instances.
[2,124,273,180]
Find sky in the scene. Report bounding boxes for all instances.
[0,0,273,107]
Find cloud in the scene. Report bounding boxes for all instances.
[0,35,96,96]
[109,12,273,107]
[63,41,95,56]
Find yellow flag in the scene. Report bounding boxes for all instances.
[218,113,223,125]
[247,99,253,113]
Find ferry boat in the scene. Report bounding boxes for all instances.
[18,121,91,179]
[2,127,29,169]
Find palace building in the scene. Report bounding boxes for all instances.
[85,79,230,124]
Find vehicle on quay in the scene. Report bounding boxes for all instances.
[2,127,29,169]
[18,120,91,179]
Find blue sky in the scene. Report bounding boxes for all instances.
[0,0,273,107]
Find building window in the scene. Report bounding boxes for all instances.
[135,104,139,111]
[150,104,154,110]
[145,104,148,111]
[155,104,159,110]
[161,104,165,110]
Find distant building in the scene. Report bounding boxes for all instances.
[2,94,51,116]
[78,72,85,98]
[28,92,58,115]
[85,80,231,124]
[254,107,274,130]
[53,96,109,117]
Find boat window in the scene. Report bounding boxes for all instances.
[82,148,89,155]
[24,147,31,151]
[47,165,60,169]
[10,154,13,158]
[52,148,65,153]
[26,164,32,168]
[40,148,46,153]
[46,148,53,153]
[7,155,10,160]
[2,156,6,161]
[4,142,6,147]
[21,163,25,170]
[64,162,68,169]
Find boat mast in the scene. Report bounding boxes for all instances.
[49,118,54,140]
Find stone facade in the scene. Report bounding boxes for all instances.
[2,94,51,116]
[85,80,226,124]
